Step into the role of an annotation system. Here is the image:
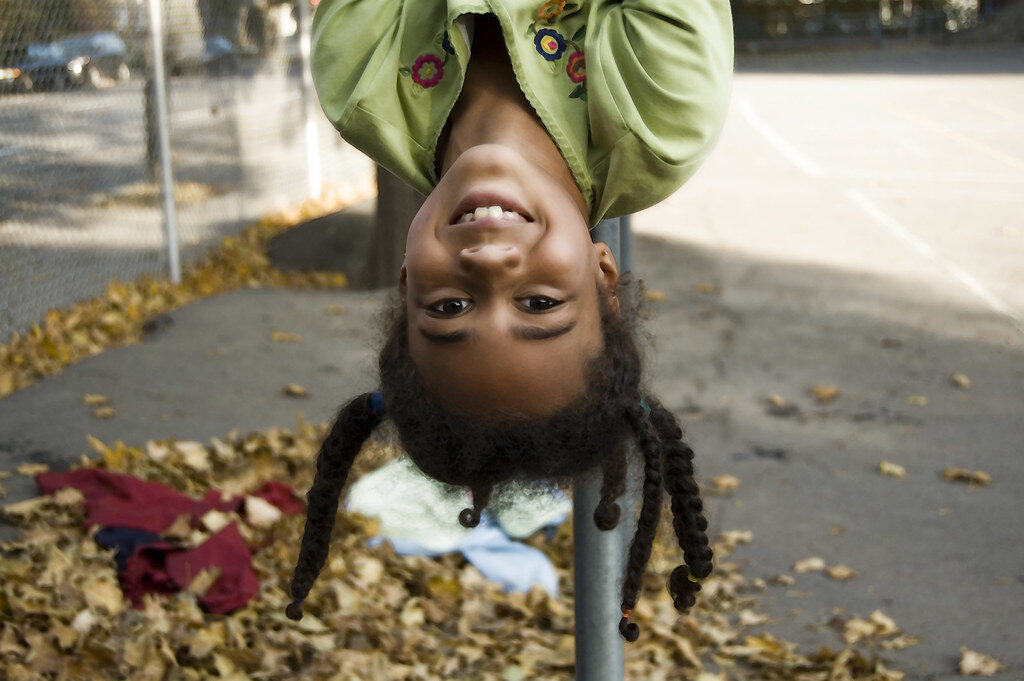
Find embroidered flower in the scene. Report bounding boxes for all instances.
[534,29,566,61]
[566,51,586,83]
[411,54,444,88]
[441,31,455,55]
[537,0,566,20]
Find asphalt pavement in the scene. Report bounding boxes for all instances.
[1,44,1022,678]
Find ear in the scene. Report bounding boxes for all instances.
[399,264,408,298]
[593,242,620,314]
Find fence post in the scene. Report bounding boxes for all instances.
[145,0,181,284]
[296,0,321,198]
[573,216,633,681]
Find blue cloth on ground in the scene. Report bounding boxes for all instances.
[368,511,562,596]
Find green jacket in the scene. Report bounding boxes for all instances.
[312,0,734,226]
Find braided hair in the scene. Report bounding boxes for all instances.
[287,287,712,640]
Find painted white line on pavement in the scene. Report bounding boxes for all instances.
[880,103,1024,173]
[735,93,823,178]
[846,188,1022,330]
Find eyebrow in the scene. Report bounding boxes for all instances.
[418,321,577,344]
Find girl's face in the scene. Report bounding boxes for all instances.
[401,144,618,417]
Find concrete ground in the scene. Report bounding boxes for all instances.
[1,45,1022,678]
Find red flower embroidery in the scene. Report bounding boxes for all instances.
[537,0,566,20]
[566,51,586,83]
[412,54,444,88]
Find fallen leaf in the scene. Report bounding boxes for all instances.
[644,289,667,302]
[905,395,929,407]
[950,373,971,389]
[794,557,826,573]
[16,463,49,476]
[694,282,719,294]
[82,393,110,406]
[942,468,992,486]
[244,495,282,528]
[811,385,840,403]
[829,525,846,535]
[825,564,857,581]
[173,441,211,472]
[185,567,222,598]
[323,304,347,315]
[270,331,303,343]
[200,509,233,533]
[283,383,308,398]
[82,578,124,615]
[878,461,907,479]
[766,394,787,408]
[92,406,116,419]
[770,574,796,586]
[959,647,1003,675]
[711,475,740,494]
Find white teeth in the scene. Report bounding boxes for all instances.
[458,206,525,223]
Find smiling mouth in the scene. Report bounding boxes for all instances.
[449,192,534,225]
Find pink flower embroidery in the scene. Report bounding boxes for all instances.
[566,51,586,83]
[412,54,444,88]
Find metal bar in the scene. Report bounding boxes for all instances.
[574,217,633,681]
[297,0,322,198]
[146,0,181,283]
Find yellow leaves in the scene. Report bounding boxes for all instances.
[842,610,901,644]
[811,385,840,403]
[185,567,222,599]
[0,190,366,403]
[243,495,282,529]
[711,474,740,494]
[942,468,992,486]
[878,461,907,479]
[92,405,116,419]
[643,289,668,302]
[282,383,308,398]
[82,578,124,616]
[794,557,827,573]
[269,331,303,343]
[958,647,1004,675]
[905,395,929,407]
[82,393,109,406]
[793,557,856,581]
[950,372,971,389]
[16,463,48,476]
[825,565,857,581]
[323,304,347,315]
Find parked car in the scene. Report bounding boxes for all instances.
[5,32,130,92]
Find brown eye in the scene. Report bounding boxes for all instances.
[428,299,471,316]
[520,296,562,312]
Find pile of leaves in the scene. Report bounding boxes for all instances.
[1,421,915,681]
[0,181,373,400]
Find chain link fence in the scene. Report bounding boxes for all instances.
[0,0,374,340]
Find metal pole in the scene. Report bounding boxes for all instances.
[574,216,634,681]
[297,0,322,198]
[146,0,181,283]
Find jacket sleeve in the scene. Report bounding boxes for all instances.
[586,0,734,169]
[311,0,402,140]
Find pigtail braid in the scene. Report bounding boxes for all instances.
[648,401,713,613]
[594,443,628,531]
[617,404,663,642]
[458,483,494,528]
[286,392,382,620]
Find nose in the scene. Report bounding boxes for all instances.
[458,243,522,272]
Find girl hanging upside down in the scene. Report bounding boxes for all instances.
[287,0,734,641]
